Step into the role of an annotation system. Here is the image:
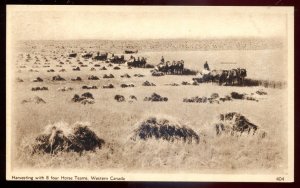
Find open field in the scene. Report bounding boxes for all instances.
[16,39,287,81]
[10,40,288,174]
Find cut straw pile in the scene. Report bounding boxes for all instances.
[31,121,104,154]
[131,117,199,144]
[214,112,265,137]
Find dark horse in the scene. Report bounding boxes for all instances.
[226,69,238,85]
[237,68,247,85]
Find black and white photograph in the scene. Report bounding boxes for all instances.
[6,5,294,182]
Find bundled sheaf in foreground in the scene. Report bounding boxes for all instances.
[214,112,266,137]
[131,117,200,144]
[31,122,105,154]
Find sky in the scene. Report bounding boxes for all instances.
[7,6,292,40]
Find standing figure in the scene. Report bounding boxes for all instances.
[161,56,165,64]
[204,61,210,71]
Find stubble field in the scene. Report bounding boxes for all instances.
[10,40,288,174]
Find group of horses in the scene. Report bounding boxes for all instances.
[70,51,247,86]
[126,56,147,68]
[69,52,148,67]
[93,52,108,61]
[109,54,125,64]
[157,60,185,75]
[196,68,247,86]
[93,53,125,64]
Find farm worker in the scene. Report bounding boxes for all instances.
[161,56,165,64]
[204,61,210,71]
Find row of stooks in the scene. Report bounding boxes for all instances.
[26,74,145,82]
[25,89,267,105]
[72,89,267,104]
[29,112,265,155]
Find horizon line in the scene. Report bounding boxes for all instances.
[17,36,284,42]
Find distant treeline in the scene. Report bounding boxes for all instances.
[18,37,284,52]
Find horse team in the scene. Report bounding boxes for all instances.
[70,52,247,86]
[195,68,247,86]
[126,56,147,68]
[157,60,185,75]
[70,52,147,68]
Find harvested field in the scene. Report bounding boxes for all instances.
[10,39,289,176]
